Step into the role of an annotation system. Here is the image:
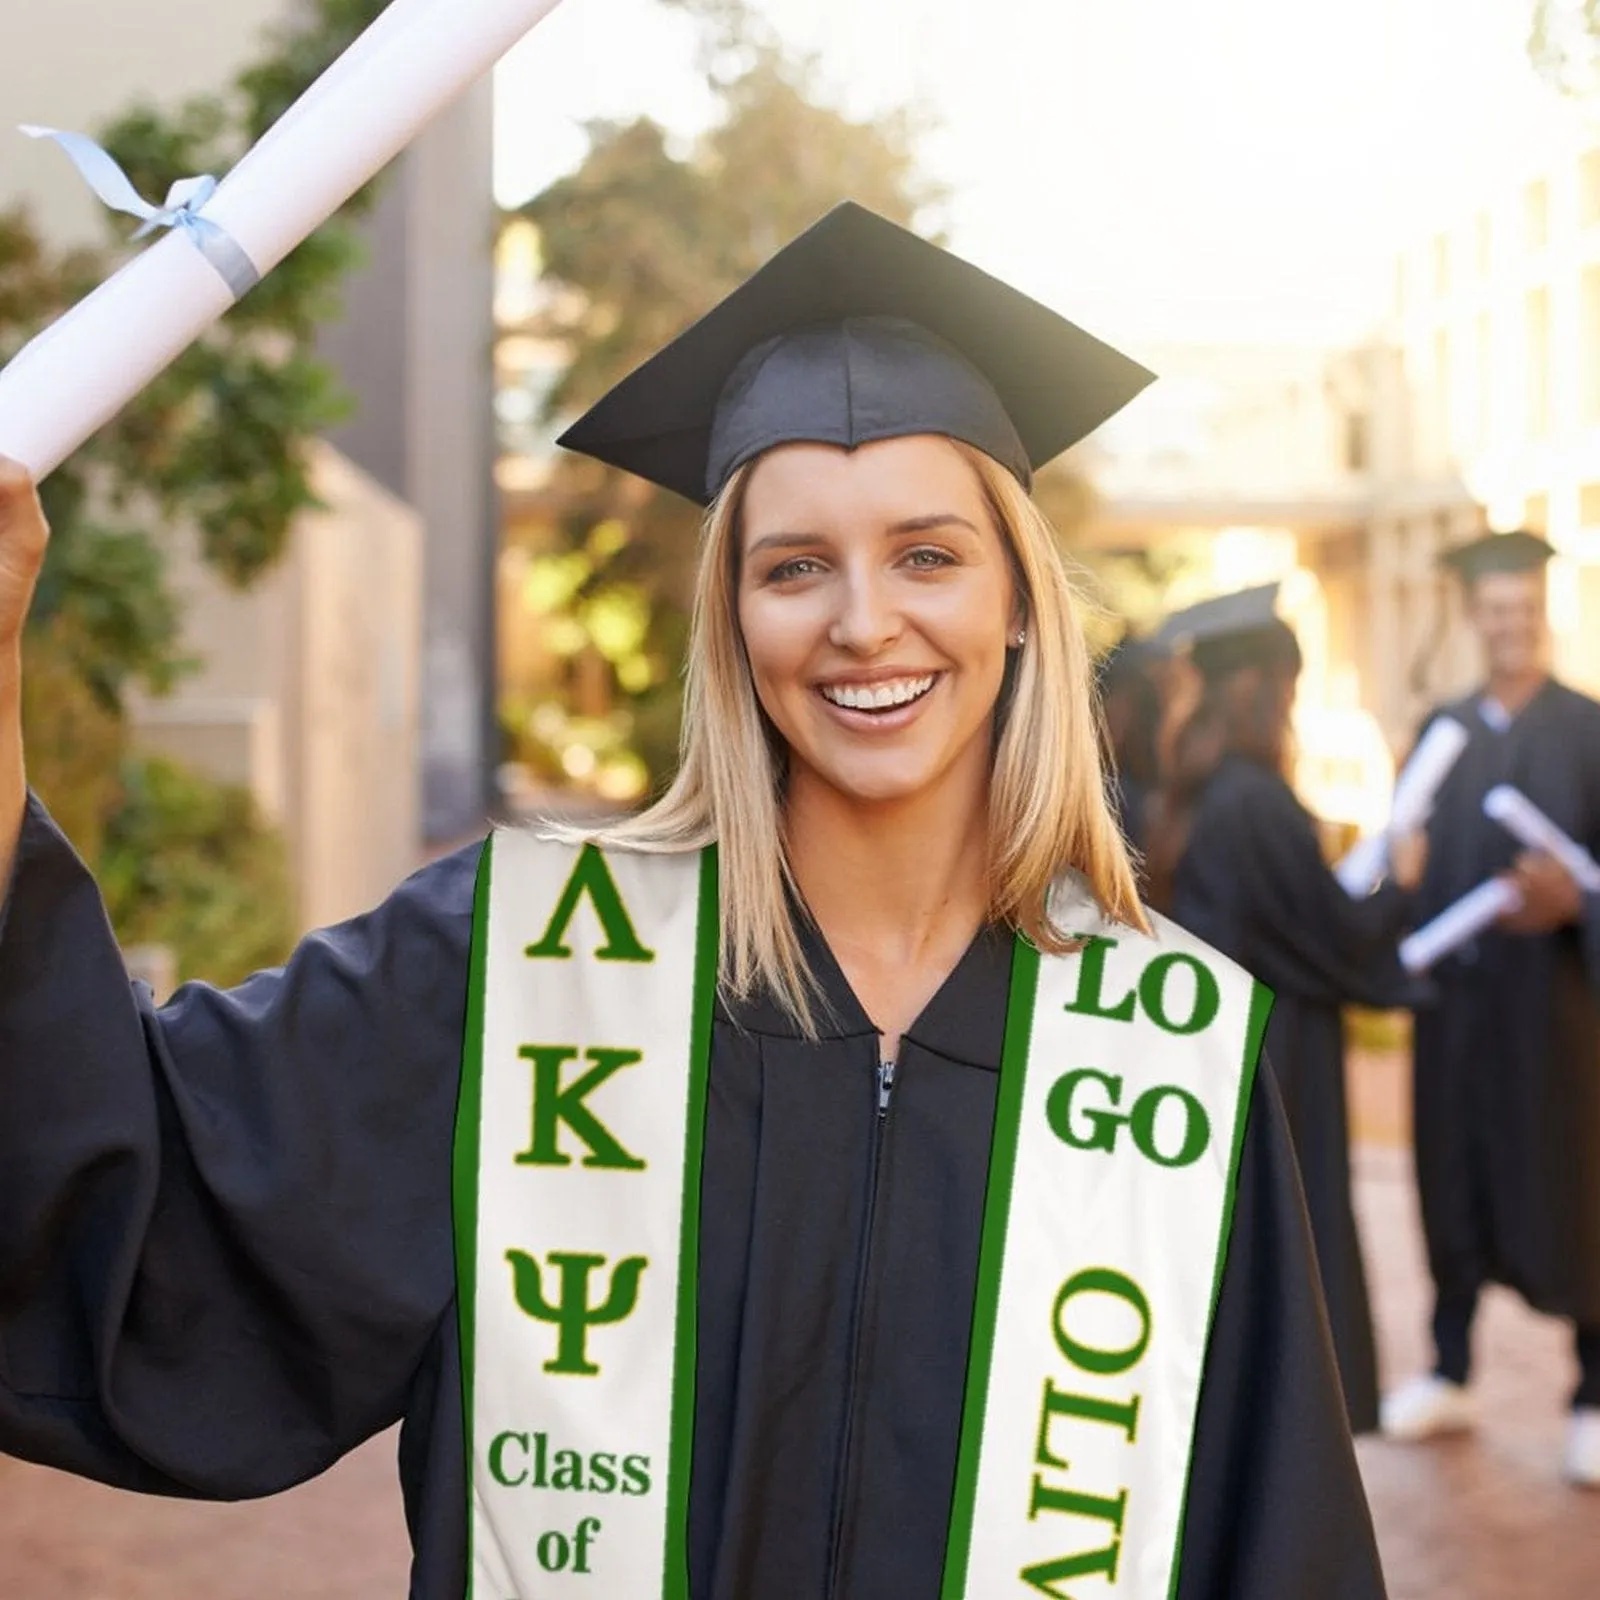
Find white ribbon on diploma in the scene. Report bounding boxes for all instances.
[0,0,570,481]
[1335,717,1470,898]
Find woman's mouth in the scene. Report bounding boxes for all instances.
[815,672,941,724]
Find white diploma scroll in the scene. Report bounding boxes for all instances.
[1333,835,1391,899]
[1483,785,1600,892]
[1399,877,1524,974]
[1335,717,1470,897]
[0,0,569,480]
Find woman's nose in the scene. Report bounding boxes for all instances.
[827,568,902,654]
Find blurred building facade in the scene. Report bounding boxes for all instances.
[318,74,499,847]
[130,444,423,932]
[1390,114,1600,703]
[3,0,499,925]
[1079,116,1600,835]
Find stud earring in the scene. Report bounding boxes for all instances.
[1010,627,1027,649]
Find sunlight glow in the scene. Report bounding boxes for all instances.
[495,0,1570,343]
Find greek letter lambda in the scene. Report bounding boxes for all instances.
[506,1250,648,1376]
[525,842,656,963]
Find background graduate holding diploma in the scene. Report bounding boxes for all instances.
[1385,529,1600,1489]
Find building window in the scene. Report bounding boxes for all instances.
[1343,410,1370,472]
[1583,150,1600,227]
[1475,211,1493,276]
[1584,267,1600,424]
[1525,179,1550,252]
[1527,288,1551,437]
[1581,483,1600,529]
[1475,312,1493,446]
[1433,233,1450,298]
[1435,328,1454,447]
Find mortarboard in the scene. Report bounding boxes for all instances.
[1151,583,1301,679]
[556,202,1156,506]
[1439,529,1555,582]
[1150,583,1282,653]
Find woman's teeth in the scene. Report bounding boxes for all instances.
[819,674,937,711]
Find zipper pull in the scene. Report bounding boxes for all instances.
[877,1058,896,1118]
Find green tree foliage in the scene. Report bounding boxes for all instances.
[1529,0,1600,94]
[504,0,943,792]
[97,755,298,988]
[2,0,390,966]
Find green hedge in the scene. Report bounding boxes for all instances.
[97,755,296,989]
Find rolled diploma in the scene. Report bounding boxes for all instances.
[1334,834,1391,898]
[1483,785,1600,893]
[0,0,569,480]
[240,0,444,157]
[1335,717,1470,897]
[1399,877,1524,974]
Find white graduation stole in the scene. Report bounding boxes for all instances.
[456,830,1268,1598]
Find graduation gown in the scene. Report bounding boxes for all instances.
[0,793,1386,1598]
[1411,680,1600,1326]
[1172,754,1416,1437]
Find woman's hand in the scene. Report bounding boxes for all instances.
[0,456,49,651]
[1389,829,1428,893]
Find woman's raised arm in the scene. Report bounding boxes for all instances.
[0,452,485,1497]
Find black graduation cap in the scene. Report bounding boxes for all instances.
[1439,529,1555,581]
[1151,583,1301,678]
[1150,583,1282,653]
[556,202,1156,506]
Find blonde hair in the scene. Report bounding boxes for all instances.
[567,440,1147,1032]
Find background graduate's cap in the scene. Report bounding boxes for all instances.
[1151,582,1302,678]
[556,202,1156,506]
[1151,582,1282,653]
[1439,528,1556,582]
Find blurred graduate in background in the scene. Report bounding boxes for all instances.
[1142,584,1424,1435]
[1384,531,1600,1486]
[1097,630,1162,857]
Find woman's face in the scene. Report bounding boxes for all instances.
[737,434,1021,811]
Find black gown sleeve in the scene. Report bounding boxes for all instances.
[1584,893,1600,992]
[1176,1058,1386,1599]
[1206,766,1416,1009]
[0,792,481,1499]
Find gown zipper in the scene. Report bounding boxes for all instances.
[824,1056,898,1598]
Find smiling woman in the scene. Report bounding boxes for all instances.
[0,204,1386,1600]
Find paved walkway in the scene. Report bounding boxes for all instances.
[1355,1141,1600,1599]
[3,1055,1597,1596]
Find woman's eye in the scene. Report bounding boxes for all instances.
[766,556,824,583]
[905,546,955,570]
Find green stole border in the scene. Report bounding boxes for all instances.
[452,837,720,1597]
